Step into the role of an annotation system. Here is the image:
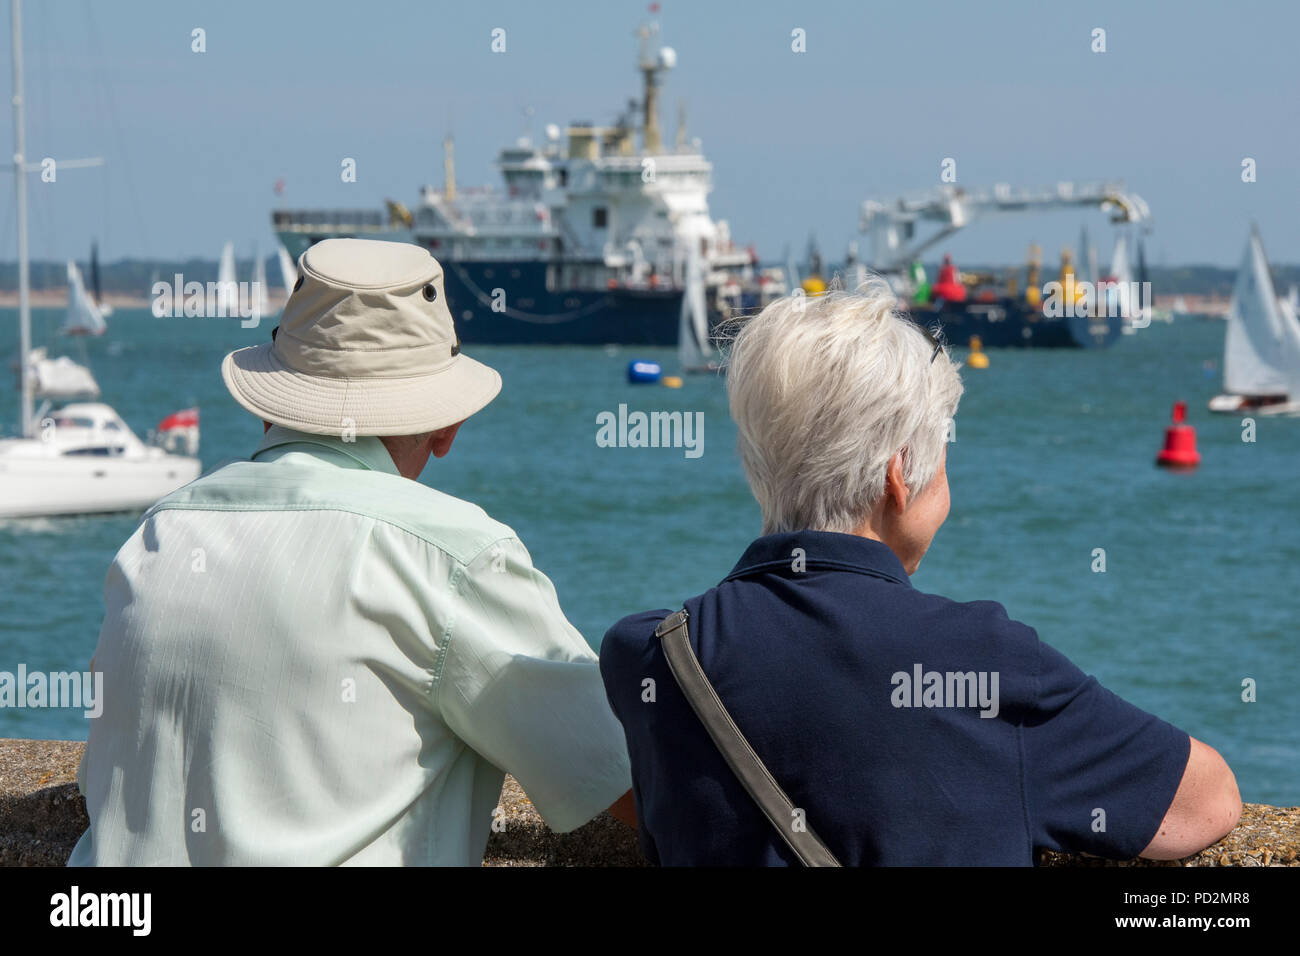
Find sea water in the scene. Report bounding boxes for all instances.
[1,307,1296,805]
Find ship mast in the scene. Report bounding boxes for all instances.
[637,21,665,154]
[11,0,32,438]
[443,135,456,201]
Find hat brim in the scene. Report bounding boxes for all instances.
[221,343,502,436]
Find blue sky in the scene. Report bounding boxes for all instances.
[4,0,1298,268]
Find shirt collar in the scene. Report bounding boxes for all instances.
[250,424,401,476]
[723,530,912,587]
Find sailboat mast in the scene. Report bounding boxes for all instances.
[11,0,33,438]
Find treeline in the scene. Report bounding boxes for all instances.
[2,258,1299,298]
[0,257,287,295]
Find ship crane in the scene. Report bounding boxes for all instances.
[858,181,1151,273]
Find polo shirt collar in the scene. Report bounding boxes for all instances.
[251,424,401,476]
[723,530,912,587]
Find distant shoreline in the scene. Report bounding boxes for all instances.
[0,291,288,309]
[0,290,1231,316]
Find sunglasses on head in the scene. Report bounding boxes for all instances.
[898,312,947,364]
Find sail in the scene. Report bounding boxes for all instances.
[1077,226,1093,285]
[784,245,800,293]
[1223,230,1295,397]
[61,260,107,336]
[253,253,272,316]
[277,243,298,298]
[1081,226,1092,290]
[1279,285,1300,398]
[678,246,714,371]
[216,241,238,315]
[1285,286,1300,322]
[89,241,112,316]
[90,242,103,304]
[1136,238,1151,321]
[1106,234,1133,318]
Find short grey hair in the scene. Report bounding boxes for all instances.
[725,276,964,535]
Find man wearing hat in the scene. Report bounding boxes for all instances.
[70,238,634,866]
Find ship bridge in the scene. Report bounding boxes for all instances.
[270,15,766,307]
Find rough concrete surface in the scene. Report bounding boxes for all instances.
[3,739,1293,867]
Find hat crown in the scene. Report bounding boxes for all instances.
[275,238,458,378]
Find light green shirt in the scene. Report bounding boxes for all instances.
[69,425,631,866]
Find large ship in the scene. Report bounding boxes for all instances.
[272,20,784,346]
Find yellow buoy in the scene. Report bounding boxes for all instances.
[661,375,684,389]
[801,276,827,296]
[965,335,989,369]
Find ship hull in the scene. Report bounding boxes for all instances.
[278,233,685,346]
[440,260,683,346]
[906,297,1123,349]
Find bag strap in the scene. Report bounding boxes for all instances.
[655,609,841,867]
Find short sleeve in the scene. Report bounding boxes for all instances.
[436,536,632,832]
[1022,639,1191,859]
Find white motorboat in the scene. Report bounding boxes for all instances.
[0,403,201,518]
[1208,227,1300,417]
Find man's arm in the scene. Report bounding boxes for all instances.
[1139,737,1241,860]
[436,535,633,834]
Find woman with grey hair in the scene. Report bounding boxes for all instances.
[599,279,1239,866]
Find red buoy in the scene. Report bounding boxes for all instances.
[931,254,967,302]
[1155,401,1200,469]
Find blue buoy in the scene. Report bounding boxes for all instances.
[627,360,662,384]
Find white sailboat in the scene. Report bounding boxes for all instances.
[252,248,273,318]
[60,259,107,336]
[277,241,298,298]
[26,347,100,399]
[0,0,201,518]
[216,240,238,315]
[1107,235,1138,332]
[678,244,721,373]
[1208,228,1300,416]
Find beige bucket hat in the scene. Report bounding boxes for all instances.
[222,238,501,436]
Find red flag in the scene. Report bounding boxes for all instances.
[158,408,199,431]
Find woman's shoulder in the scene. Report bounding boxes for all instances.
[902,587,1042,653]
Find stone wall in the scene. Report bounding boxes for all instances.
[2,738,1295,867]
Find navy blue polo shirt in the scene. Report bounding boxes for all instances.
[599,531,1190,866]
